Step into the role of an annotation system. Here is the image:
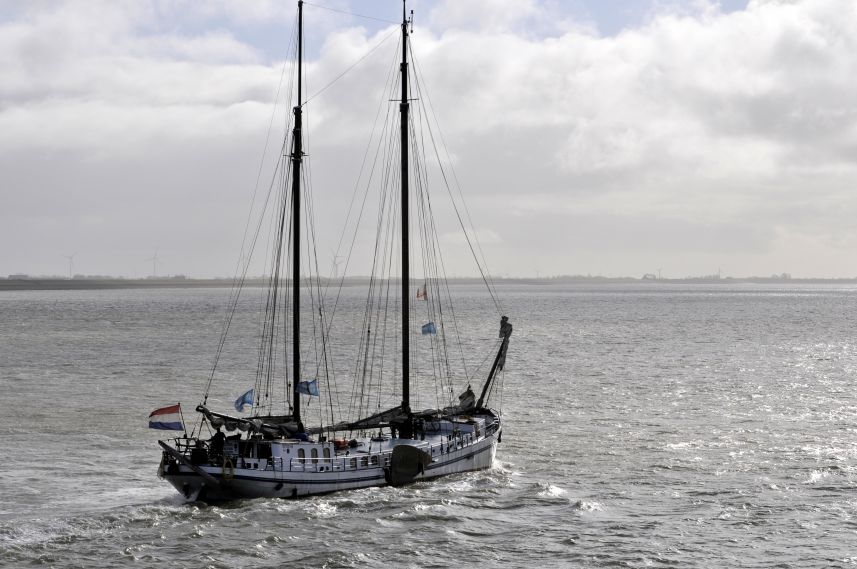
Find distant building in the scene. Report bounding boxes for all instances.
[8,274,29,280]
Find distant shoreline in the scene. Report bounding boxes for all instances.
[2,276,857,291]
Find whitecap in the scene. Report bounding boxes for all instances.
[571,499,604,512]
[534,483,567,498]
[304,501,337,519]
[804,469,836,484]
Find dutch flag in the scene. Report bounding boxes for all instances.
[148,404,184,431]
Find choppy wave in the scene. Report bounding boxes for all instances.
[4,284,857,567]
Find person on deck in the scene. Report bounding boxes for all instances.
[210,427,225,458]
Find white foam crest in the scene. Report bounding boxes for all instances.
[269,499,302,515]
[304,501,338,518]
[411,502,449,514]
[441,479,474,494]
[535,483,567,498]
[38,484,178,518]
[571,499,604,512]
[804,469,837,484]
[0,514,116,549]
[491,459,518,474]
[0,523,57,548]
[87,485,173,506]
[665,441,696,450]
[374,516,403,528]
[718,507,735,520]
[801,444,857,461]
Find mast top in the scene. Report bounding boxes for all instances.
[402,1,413,32]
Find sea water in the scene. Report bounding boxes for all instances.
[1,283,856,568]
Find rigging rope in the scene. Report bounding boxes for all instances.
[304,28,397,106]
[200,10,509,433]
[303,1,400,25]
[201,15,300,411]
[411,51,505,316]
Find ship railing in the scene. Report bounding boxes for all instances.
[434,431,482,453]
[484,419,500,437]
[173,430,495,473]
[165,437,213,464]
[280,431,492,473]
[280,433,490,472]
[170,437,208,454]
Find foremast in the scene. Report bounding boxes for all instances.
[291,0,304,431]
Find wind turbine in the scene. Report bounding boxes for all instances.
[63,252,77,280]
[145,249,161,278]
[330,249,344,280]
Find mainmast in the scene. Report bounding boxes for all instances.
[399,2,411,420]
[291,0,304,430]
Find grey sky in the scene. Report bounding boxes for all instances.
[2,0,855,279]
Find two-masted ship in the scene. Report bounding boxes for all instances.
[154,1,512,501]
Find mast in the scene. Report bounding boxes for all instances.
[291,0,304,429]
[400,1,411,419]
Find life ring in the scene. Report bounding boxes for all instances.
[222,457,234,481]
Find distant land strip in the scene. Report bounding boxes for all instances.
[2,276,857,291]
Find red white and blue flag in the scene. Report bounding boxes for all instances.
[148,404,184,431]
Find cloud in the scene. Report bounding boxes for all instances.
[1,0,856,278]
[426,0,579,36]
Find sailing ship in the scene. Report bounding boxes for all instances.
[155,0,512,501]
